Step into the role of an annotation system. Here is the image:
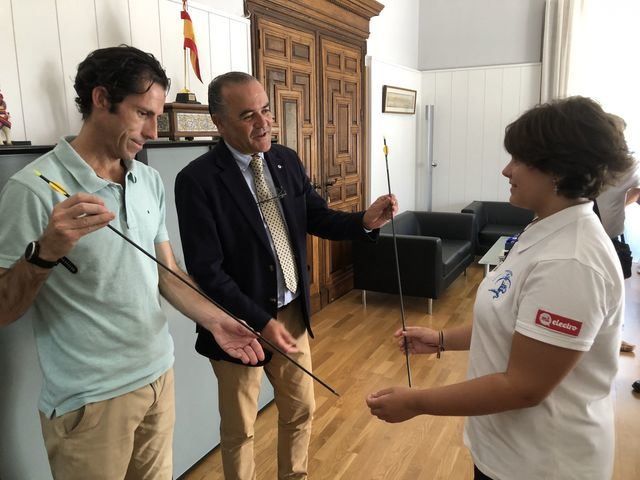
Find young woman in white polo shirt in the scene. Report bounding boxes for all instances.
[367,96,634,480]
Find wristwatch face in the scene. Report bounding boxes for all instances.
[25,241,37,261]
[24,241,57,268]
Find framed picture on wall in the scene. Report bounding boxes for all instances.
[382,85,416,114]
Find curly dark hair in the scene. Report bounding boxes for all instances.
[504,96,634,199]
[207,71,257,117]
[74,45,169,119]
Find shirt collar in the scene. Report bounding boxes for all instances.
[226,142,263,172]
[515,202,595,253]
[55,136,106,194]
[122,158,138,184]
[55,136,137,192]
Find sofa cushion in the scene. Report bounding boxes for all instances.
[441,239,472,276]
[479,224,523,247]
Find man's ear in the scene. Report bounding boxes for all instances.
[92,86,111,112]
[212,114,225,135]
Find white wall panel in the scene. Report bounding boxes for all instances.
[498,68,524,199]
[209,14,232,78]
[449,71,469,209]
[480,68,503,205]
[130,0,163,60]
[0,0,25,142]
[4,0,248,144]
[425,64,541,212]
[464,70,486,205]
[519,64,542,111]
[12,0,67,144]
[195,0,244,17]
[159,0,183,102]
[56,0,99,138]
[95,0,132,48]
[229,19,250,73]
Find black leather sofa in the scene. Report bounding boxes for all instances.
[461,201,534,255]
[353,211,475,314]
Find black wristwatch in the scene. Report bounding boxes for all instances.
[25,241,59,269]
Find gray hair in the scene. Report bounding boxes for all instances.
[208,71,258,117]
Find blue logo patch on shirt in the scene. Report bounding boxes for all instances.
[489,269,513,299]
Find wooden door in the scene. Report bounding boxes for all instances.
[319,38,364,304]
[254,19,323,313]
[248,0,381,312]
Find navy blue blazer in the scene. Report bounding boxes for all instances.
[175,140,376,364]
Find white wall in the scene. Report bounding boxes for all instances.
[0,0,249,145]
[418,0,546,70]
[366,0,421,211]
[420,63,542,212]
[367,57,422,210]
[195,0,244,17]
[368,0,420,70]
[366,2,542,214]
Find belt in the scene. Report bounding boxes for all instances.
[278,296,300,311]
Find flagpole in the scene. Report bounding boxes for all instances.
[183,48,189,93]
[183,0,188,94]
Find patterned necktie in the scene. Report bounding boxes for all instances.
[249,154,298,293]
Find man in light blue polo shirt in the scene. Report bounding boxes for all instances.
[0,46,271,480]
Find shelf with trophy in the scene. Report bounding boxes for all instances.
[158,0,217,141]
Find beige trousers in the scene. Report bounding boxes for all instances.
[40,368,175,480]
[212,298,315,480]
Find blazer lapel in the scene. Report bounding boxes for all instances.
[214,142,272,252]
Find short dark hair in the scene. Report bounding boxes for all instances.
[74,45,169,119]
[207,71,257,117]
[504,96,634,199]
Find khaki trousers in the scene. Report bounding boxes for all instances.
[212,298,315,480]
[40,368,175,480]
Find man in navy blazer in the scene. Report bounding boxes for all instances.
[175,72,396,480]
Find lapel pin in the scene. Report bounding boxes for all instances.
[277,164,282,169]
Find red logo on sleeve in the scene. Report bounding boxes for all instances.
[535,309,582,337]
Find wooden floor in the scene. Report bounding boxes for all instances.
[182,263,640,479]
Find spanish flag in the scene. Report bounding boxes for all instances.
[181,0,202,83]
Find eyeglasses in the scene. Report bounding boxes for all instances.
[256,187,287,205]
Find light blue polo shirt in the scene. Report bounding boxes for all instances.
[0,137,174,417]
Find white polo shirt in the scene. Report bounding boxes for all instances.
[464,202,623,480]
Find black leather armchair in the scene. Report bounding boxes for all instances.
[353,211,475,314]
[462,201,534,255]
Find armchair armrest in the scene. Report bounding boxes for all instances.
[461,201,487,254]
[461,201,487,228]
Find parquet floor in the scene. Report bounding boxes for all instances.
[182,262,640,479]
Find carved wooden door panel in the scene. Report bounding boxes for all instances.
[320,38,363,304]
[254,19,323,313]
